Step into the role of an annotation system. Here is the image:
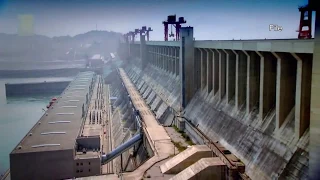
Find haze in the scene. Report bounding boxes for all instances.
[0,0,313,40]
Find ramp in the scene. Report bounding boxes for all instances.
[101,133,142,164]
[160,145,212,174]
[169,157,227,180]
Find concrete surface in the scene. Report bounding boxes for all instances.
[169,157,227,180]
[160,145,212,174]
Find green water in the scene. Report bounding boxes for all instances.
[0,77,72,175]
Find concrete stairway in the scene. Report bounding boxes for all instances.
[169,157,227,180]
[160,145,212,174]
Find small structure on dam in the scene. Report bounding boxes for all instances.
[88,54,104,74]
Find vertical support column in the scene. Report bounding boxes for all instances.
[218,49,226,100]
[292,53,312,139]
[310,6,320,179]
[205,49,213,93]
[171,47,175,75]
[156,47,159,68]
[174,47,179,76]
[128,41,131,59]
[235,50,247,111]
[162,47,165,71]
[177,47,179,76]
[223,50,236,104]
[258,52,277,121]
[272,52,297,130]
[169,47,174,75]
[164,47,166,71]
[158,47,161,69]
[199,48,205,90]
[180,27,194,108]
[168,47,171,73]
[140,35,147,69]
[246,51,260,115]
[210,49,219,96]
[166,46,169,73]
[168,47,171,74]
[153,46,156,66]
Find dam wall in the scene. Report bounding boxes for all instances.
[122,62,309,180]
[124,62,179,126]
[5,81,71,97]
[117,25,315,180]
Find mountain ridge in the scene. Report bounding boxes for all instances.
[0,30,123,61]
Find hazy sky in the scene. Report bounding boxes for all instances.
[0,0,313,40]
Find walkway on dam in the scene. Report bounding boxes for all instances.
[119,68,175,179]
[102,84,113,174]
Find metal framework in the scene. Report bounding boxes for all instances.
[297,5,313,39]
[162,15,186,41]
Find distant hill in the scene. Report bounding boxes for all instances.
[0,31,122,61]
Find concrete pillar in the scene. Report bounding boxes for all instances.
[210,49,219,96]
[166,47,170,73]
[171,47,174,75]
[158,47,162,69]
[164,47,167,72]
[258,52,277,121]
[246,51,260,115]
[167,47,170,73]
[128,41,131,59]
[180,27,194,108]
[272,52,297,130]
[205,49,213,93]
[292,53,312,139]
[162,47,165,71]
[223,50,236,104]
[153,47,156,66]
[310,6,320,179]
[194,49,201,91]
[140,35,147,69]
[218,49,226,101]
[235,50,247,111]
[154,47,157,67]
[168,47,172,74]
[199,48,207,90]
[175,47,179,76]
[158,47,161,69]
[156,47,158,68]
[171,47,176,75]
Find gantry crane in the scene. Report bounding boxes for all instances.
[141,26,153,41]
[162,15,186,41]
[297,4,313,39]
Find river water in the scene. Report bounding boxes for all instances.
[0,77,74,175]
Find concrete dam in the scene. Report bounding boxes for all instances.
[2,19,320,180]
[115,26,316,180]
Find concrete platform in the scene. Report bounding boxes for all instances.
[169,157,227,180]
[116,68,175,179]
[160,145,212,174]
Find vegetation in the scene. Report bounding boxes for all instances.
[172,125,195,146]
[172,140,187,152]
